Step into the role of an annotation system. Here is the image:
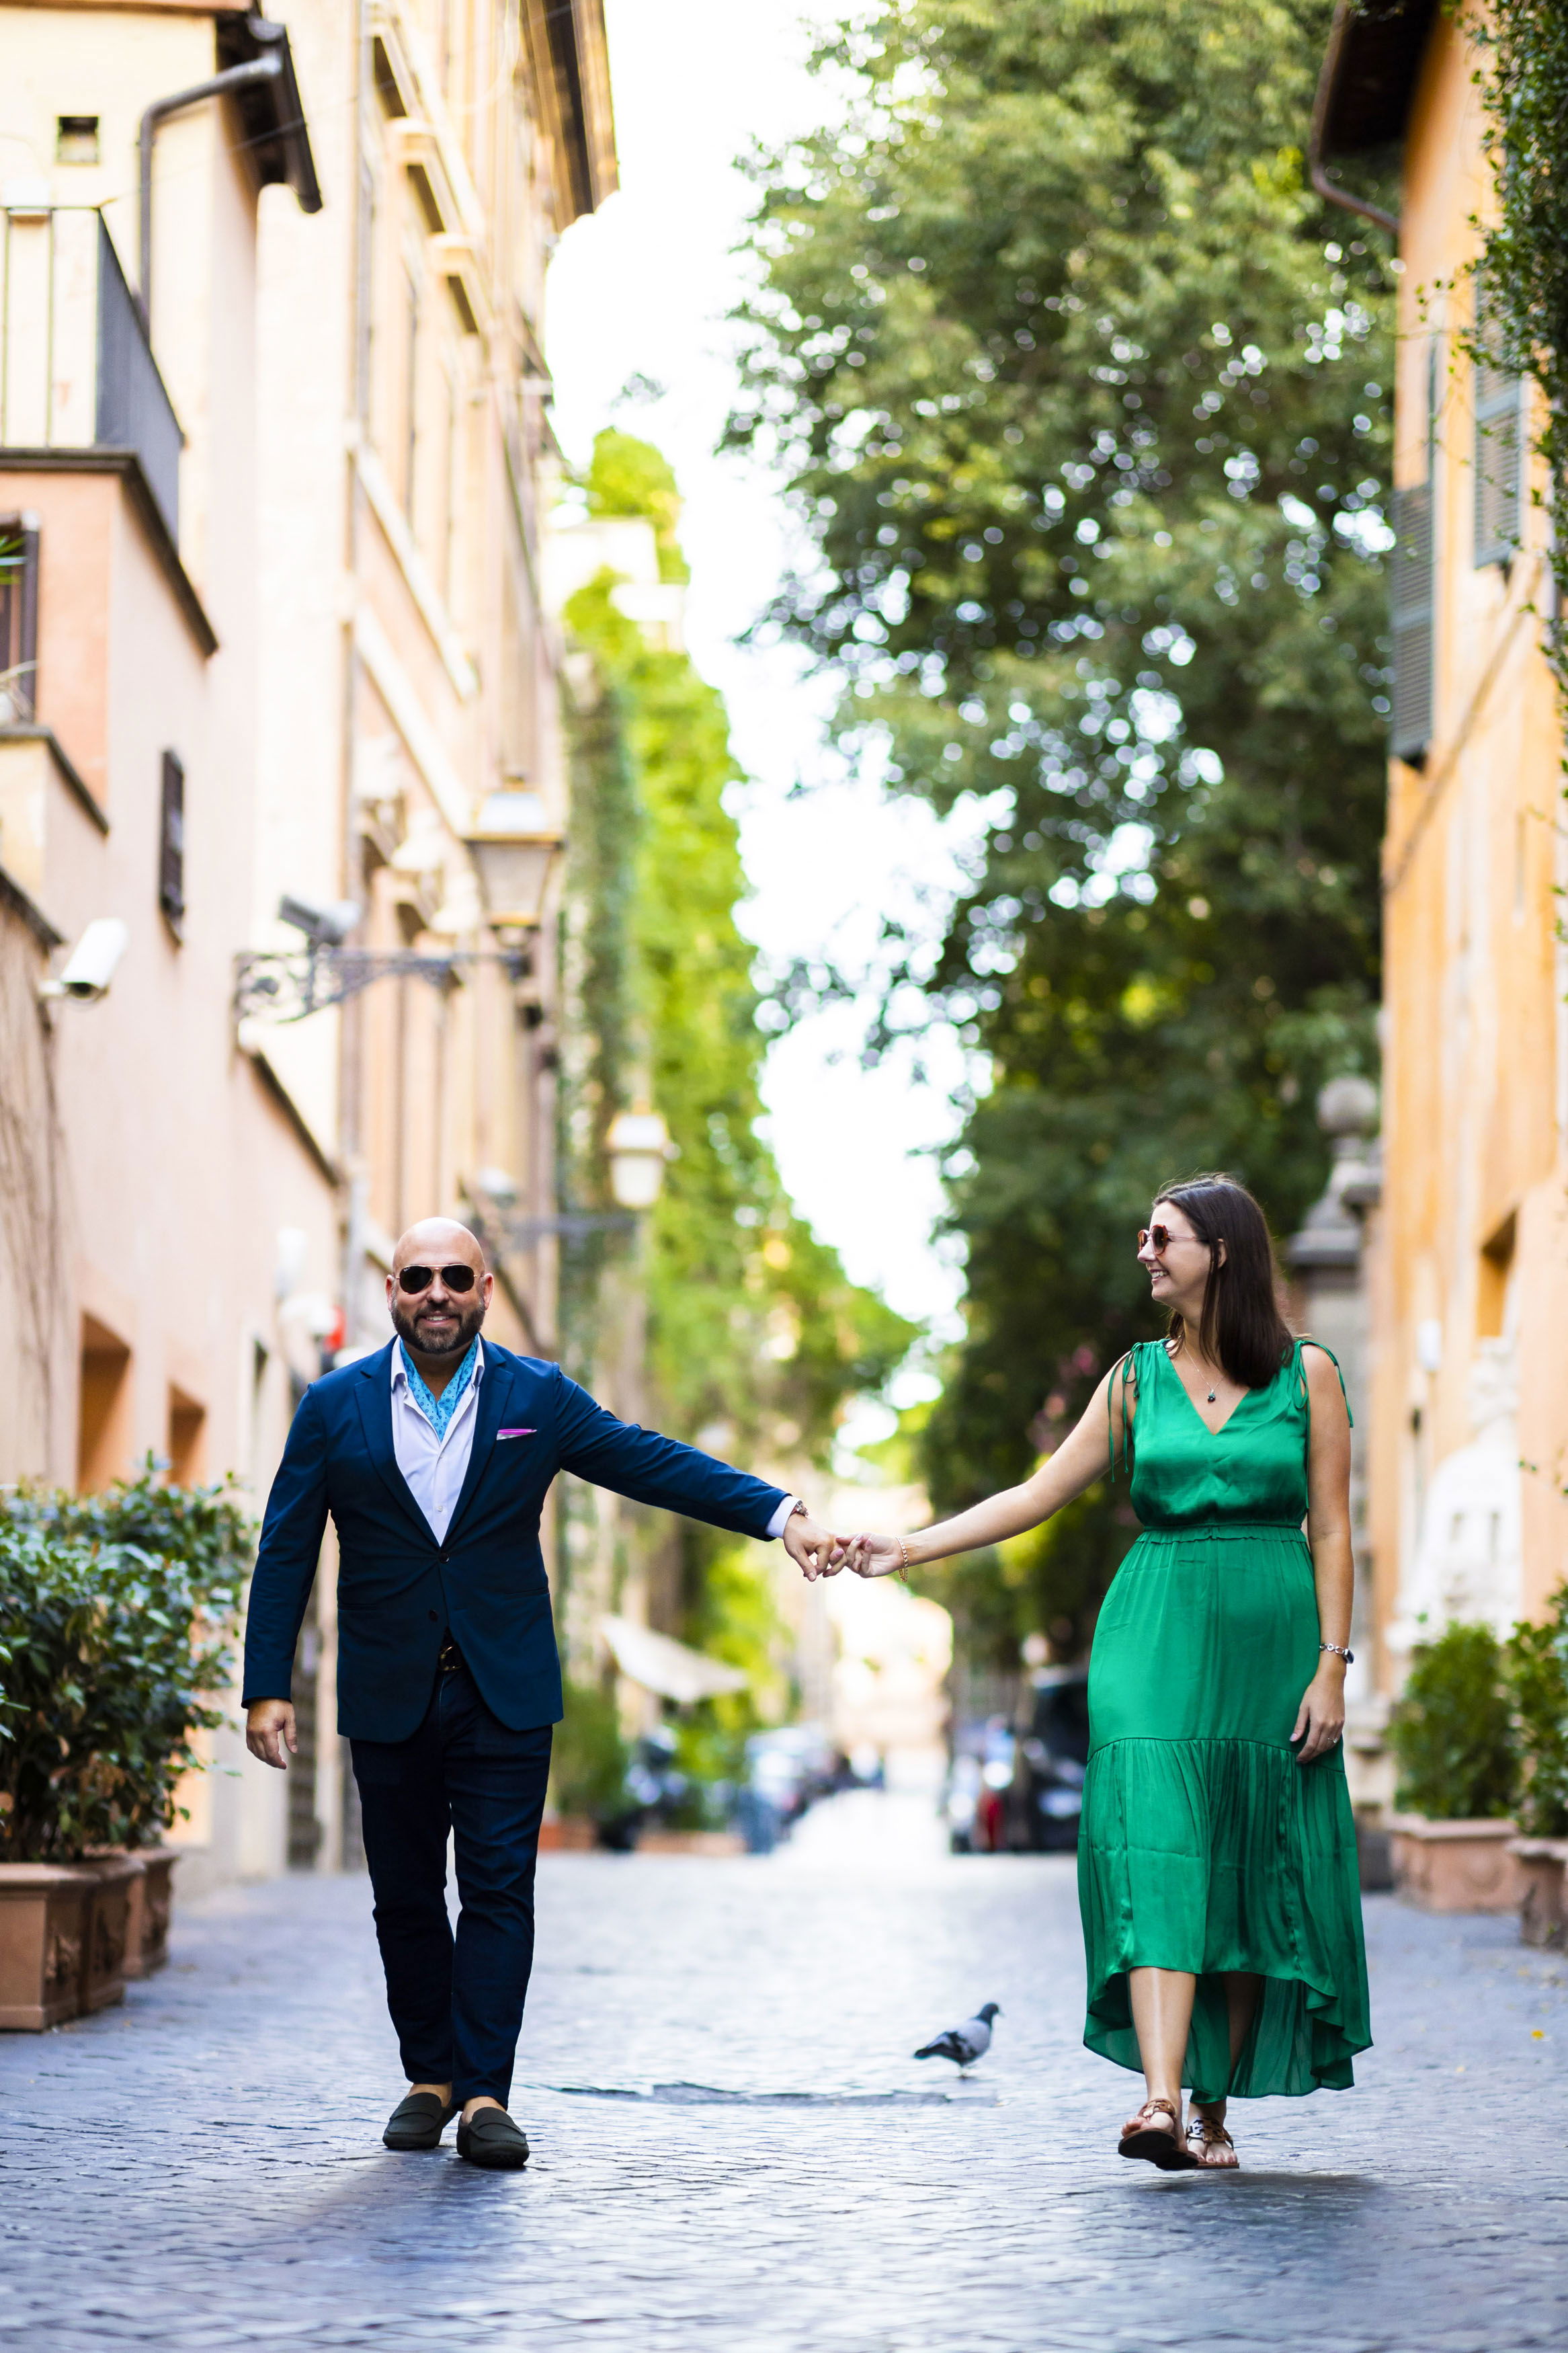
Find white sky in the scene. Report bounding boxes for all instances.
[546,0,981,1367]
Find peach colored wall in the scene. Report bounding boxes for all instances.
[1367,10,1568,1691]
[2,0,606,1879]
[250,0,569,1362]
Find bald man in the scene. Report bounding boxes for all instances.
[243,1217,843,2168]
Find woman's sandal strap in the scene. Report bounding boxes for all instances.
[1185,2115,1234,2148]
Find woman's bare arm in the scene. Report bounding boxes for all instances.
[1292,1343,1355,1764]
[841,1359,1133,1578]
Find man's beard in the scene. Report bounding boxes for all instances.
[390,1295,487,1361]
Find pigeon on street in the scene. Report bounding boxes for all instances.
[914,2003,1001,2067]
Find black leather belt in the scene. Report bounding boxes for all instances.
[438,1635,466,1675]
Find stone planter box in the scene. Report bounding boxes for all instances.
[126,1849,177,1977]
[76,1854,143,2012]
[634,1829,745,1857]
[0,1864,97,2028]
[1508,1837,1568,1949]
[1389,1814,1521,1912]
[538,1817,596,1853]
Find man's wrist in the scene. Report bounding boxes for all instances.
[766,1494,802,1542]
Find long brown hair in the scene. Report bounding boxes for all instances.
[1153,1172,1294,1390]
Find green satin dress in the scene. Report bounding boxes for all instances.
[1077,1338,1371,2102]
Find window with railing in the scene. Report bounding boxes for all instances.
[0,512,39,722]
[0,207,183,541]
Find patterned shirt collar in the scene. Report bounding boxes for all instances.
[393,1336,483,1439]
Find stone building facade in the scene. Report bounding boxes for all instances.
[0,0,614,1879]
[1315,0,1568,1717]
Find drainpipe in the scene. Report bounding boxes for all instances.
[138,51,283,325]
[1307,0,1400,239]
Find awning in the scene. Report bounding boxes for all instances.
[599,1614,748,1705]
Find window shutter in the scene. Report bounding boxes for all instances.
[1391,480,1434,764]
[0,516,40,722]
[159,750,185,934]
[1473,362,1523,569]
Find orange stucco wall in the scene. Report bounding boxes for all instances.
[1367,11,1568,1689]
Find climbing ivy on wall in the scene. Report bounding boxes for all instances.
[1469,0,1568,681]
[556,432,911,1654]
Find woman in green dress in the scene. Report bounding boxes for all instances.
[843,1173,1370,2170]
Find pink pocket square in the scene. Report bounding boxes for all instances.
[497,1428,536,1440]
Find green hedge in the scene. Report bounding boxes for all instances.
[0,1465,250,1860]
[1504,1585,1568,1838]
[1389,1622,1519,1823]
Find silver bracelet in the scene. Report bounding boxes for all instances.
[1319,1640,1354,1665]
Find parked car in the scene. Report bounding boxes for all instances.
[944,1715,1016,1853]
[744,1723,838,1837]
[1008,1669,1091,1852]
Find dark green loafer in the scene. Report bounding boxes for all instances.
[455,2107,530,2169]
[383,2091,458,2151]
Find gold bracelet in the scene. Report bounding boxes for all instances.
[897,1538,909,1583]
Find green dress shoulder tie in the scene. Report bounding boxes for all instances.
[1078,1337,1372,2101]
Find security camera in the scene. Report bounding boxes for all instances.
[39,917,128,1002]
[278,893,363,946]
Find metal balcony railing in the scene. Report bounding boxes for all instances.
[0,206,183,541]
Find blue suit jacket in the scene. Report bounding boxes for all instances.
[241,1339,788,1742]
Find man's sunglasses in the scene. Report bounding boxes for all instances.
[397,1263,479,1295]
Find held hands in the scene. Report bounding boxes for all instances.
[782,1511,850,1582]
[1290,1658,1346,1766]
[842,1533,907,1581]
[246,1700,298,1770]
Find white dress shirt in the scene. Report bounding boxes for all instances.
[390,1337,798,1544]
[390,1338,487,1542]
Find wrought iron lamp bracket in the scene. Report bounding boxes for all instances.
[234,945,531,1023]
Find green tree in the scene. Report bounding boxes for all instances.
[558,431,911,1694]
[729,0,1393,1564]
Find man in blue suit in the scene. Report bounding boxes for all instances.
[244,1215,843,2169]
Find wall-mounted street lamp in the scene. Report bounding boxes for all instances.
[464,787,564,939]
[466,1109,671,1253]
[606,1109,671,1210]
[235,891,530,1023]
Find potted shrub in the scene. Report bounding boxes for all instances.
[0,1468,247,2020]
[1503,1585,1568,1948]
[22,1470,251,1973]
[1387,1621,1521,1912]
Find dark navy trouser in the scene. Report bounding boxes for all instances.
[351,1663,552,2104]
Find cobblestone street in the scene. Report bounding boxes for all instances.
[0,1792,1564,2353]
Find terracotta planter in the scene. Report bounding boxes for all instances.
[1389,1814,1521,1912]
[0,1864,96,2029]
[125,1849,177,1977]
[75,1855,143,2013]
[634,1829,745,1857]
[1508,1837,1568,1949]
[538,1817,596,1852]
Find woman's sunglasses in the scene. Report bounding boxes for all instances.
[1138,1226,1179,1254]
[397,1263,479,1295]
